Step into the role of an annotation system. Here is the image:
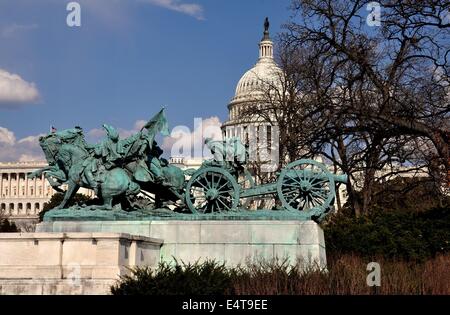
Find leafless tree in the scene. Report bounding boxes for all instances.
[242,0,449,215]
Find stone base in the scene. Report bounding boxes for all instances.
[0,220,326,294]
[37,220,327,268]
[0,279,115,295]
[0,232,162,295]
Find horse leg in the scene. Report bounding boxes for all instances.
[102,196,113,210]
[45,174,64,193]
[168,187,184,204]
[57,181,79,209]
[154,194,162,209]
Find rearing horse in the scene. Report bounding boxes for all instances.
[43,143,139,210]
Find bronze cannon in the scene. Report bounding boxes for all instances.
[184,159,348,221]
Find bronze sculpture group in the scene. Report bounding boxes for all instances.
[30,109,347,222]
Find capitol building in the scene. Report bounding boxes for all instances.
[0,162,95,230]
[0,161,57,230]
[222,18,281,137]
[221,18,281,170]
[0,162,53,218]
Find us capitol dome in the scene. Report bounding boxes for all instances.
[221,17,283,145]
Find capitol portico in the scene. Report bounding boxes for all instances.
[0,162,95,230]
[0,162,53,218]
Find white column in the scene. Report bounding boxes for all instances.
[15,172,18,197]
[0,172,3,198]
[43,173,47,197]
[41,174,45,197]
[34,177,37,198]
[8,172,12,197]
[17,172,20,198]
[25,172,29,198]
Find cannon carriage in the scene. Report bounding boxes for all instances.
[184,158,348,222]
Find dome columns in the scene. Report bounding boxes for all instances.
[259,40,273,59]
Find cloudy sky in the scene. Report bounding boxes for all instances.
[0,0,291,161]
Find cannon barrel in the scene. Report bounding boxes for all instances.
[333,174,348,184]
[286,169,348,184]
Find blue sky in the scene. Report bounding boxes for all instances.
[0,0,292,161]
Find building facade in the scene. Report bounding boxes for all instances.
[0,161,94,230]
[221,18,282,170]
[0,162,55,230]
[169,156,204,170]
[0,162,53,218]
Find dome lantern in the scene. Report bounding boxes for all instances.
[259,17,273,60]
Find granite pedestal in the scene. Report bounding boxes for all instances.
[0,220,326,294]
[37,220,327,267]
[0,232,162,295]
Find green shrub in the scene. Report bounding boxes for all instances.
[111,255,450,295]
[111,260,233,295]
[0,219,18,232]
[323,206,450,261]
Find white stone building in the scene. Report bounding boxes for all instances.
[221,18,282,165]
[168,156,204,170]
[0,161,94,230]
[0,162,53,217]
[0,161,55,230]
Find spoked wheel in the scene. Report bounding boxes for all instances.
[276,159,335,217]
[185,167,240,214]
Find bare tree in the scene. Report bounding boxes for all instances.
[242,0,450,215]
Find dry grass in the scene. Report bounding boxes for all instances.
[229,254,450,295]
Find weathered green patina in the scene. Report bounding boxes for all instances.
[32,109,347,223]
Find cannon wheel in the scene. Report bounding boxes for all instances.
[185,167,240,214]
[276,159,336,215]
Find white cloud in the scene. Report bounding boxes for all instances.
[162,116,223,158]
[87,119,148,142]
[0,23,38,38]
[80,0,205,24]
[88,116,223,158]
[0,127,16,145]
[0,127,45,162]
[18,154,42,162]
[17,134,43,148]
[87,127,106,140]
[0,69,40,105]
[0,116,222,162]
[143,0,204,20]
